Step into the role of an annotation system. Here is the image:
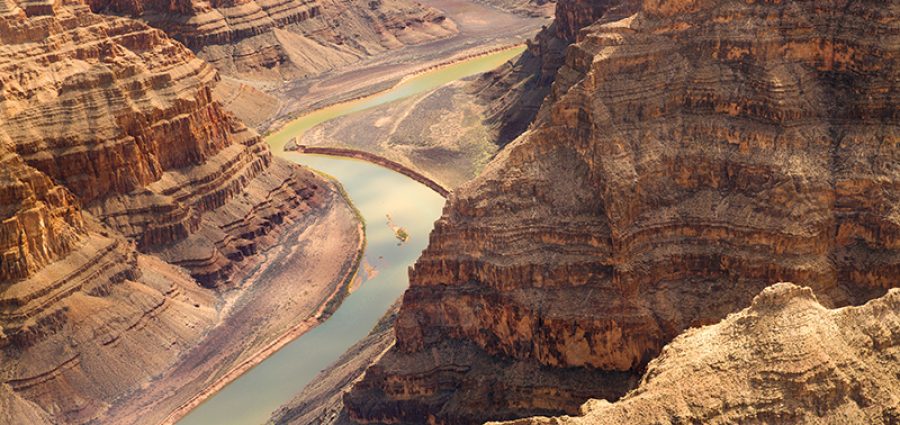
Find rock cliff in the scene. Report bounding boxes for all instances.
[87,0,458,79]
[493,283,900,425]
[1,0,326,287]
[0,1,352,422]
[346,0,899,423]
[472,0,636,147]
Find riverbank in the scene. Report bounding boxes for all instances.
[213,0,546,135]
[160,207,366,425]
[268,301,401,425]
[100,181,364,425]
[153,8,539,423]
[167,152,446,425]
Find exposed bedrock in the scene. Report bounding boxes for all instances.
[0,1,346,423]
[1,1,326,287]
[86,0,458,79]
[347,0,900,423]
[472,0,637,147]
[494,283,900,425]
[0,141,86,284]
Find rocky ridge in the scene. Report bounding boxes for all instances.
[87,0,458,80]
[345,0,900,423]
[493,283,900,425]
[0,1,353,422]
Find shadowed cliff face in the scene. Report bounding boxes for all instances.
[346,0,900,423]
[86,0,458,79]
[0,1,340,422]
[472,0,638,147]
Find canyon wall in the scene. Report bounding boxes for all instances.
[494,283,900,425]
[87,0,458,79]
[0,1,344,422]
[472,0,636,146]
[346,0,900,423]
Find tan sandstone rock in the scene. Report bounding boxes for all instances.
[346,0,899,423]
[493,283,900,425]
[0,1,351,422]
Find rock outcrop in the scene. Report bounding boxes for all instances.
[473,0,636,146]
[1,0,326,288]
[346,0,900,423]
[493,283,900,425]
[0,1,349,422]
[0,141,85,284]
[87,0,458,79]
[471,0,554,18]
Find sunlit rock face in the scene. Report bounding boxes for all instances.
[87,0,458,79]
[493,283,900,425]
[0,1,331,421]
[346,0,900,423]
[1,0,327,286]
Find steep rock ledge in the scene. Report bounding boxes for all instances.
[494,283,900,424]
[471,0,637,147]
[0,1,326,287]
[0,141,85,284]
[346,0,900,423]
[0,1,352,423]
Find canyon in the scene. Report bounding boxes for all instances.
[86,0,458,81]
[2,0,898,422]
[341,0,899,423]
[0,0,361,423]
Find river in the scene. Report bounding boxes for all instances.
[175,46,525,425]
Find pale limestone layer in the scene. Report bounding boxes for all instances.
[494,283,900,425]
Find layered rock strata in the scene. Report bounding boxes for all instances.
[87,0,458,79]
[347,0,900,423]
[473,0,636,146]
[0,1,349,422]
[1,0,326,288]
[0,141,85,284]
[494,283,900,425]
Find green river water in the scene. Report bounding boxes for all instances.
[176,46,525,425]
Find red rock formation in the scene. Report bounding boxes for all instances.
[473,0,637,146]
[0,141,85,283]
[87,0,458,79]
[0,1,347,422]
[1,0,326,287]
[346,0,900,423]
[493,283,900,425]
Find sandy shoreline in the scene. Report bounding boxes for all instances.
[263,43,526,134]
[159,213,366,425]
[100,179,365,425]
[240,0,547,134]
[132,3,545,422]
[151,41,506,425]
